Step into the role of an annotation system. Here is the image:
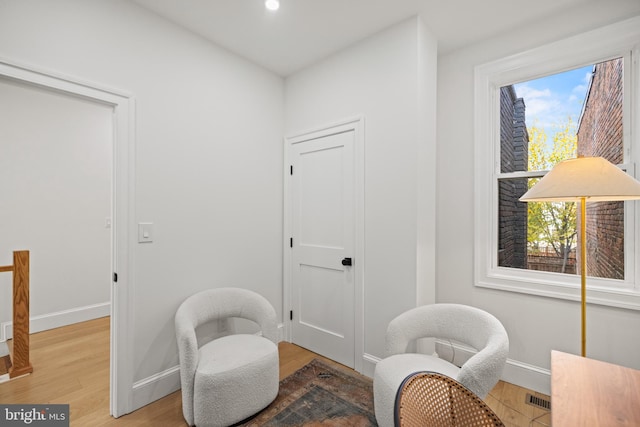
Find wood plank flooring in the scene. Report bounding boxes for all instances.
[0,317,550,426]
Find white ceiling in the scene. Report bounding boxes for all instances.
[132,0,591,77]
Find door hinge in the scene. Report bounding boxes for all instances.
[290,165,293,175]
[290,237,293,248]
[113,272,118,283]
[290,310,293,321]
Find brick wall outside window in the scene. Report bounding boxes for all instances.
[498,86,528,269]
[577,58,624,280]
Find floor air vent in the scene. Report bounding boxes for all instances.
[526,393,551,411]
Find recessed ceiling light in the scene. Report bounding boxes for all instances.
[265,0,279,11]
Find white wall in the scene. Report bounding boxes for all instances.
[0,0,284,408]
[6,0,635,409]
[416,20,438,307]
[437,1,640,393]
[0,78,111,337]
[285,16,438,368]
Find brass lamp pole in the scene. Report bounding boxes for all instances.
[579,197,586,357]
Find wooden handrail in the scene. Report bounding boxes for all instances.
[0,250,33,378]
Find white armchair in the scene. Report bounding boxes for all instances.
[175,287,279,427]
[373,304,509,427]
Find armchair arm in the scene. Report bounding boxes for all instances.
[175,308,200,426]
[457,338,508,398]
[385,305,440,356]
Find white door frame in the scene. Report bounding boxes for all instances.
[283,115,365,373]
[0,58,135,417]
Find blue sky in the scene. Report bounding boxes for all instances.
[513,65,593,137]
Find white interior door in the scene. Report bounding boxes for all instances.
[290,128,355,368]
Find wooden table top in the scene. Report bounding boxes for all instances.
[551,350,640,426]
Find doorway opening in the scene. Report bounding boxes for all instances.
[0,59,134,417]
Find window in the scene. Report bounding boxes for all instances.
[474,17,640,309]
[499,59,624,280]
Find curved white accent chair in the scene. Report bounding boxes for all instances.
[175,287,279,427]
[373,304,509,427]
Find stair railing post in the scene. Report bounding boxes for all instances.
[6,250,33,378]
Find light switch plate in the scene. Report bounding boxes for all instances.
[138,223,154,243]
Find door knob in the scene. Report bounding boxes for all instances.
[341,257,352,266]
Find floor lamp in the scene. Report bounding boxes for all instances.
[519,156,640,357]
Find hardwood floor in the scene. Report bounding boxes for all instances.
[0,317,550,426]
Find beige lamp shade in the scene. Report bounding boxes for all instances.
[520,157,640,202]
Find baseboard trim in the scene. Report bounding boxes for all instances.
[434,340,550,395]
[131,325,287,412]
[0,341,9,357]
[132,365,181,412]
[129,343,551,414]
[502,357,551,395]
[361,353,379,379]
[0,302,110,341]
[362,342,551,395]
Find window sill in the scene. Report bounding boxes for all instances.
[475,271,640,311]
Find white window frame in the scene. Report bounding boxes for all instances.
[474,16,640,311]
